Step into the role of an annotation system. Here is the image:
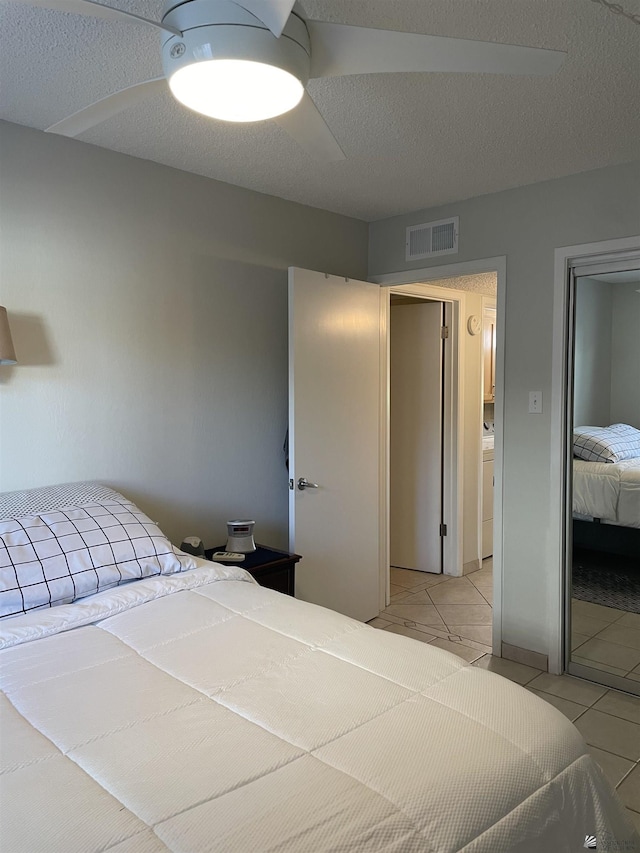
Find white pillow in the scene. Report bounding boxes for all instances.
[573,424,640,463]
[0,501,191,619]
[0,481,130,521]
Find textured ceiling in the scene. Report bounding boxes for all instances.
[1,0,639,220]
[392,272,497,298]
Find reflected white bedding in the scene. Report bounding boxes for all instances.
[573,458,640,528]
[1,560,636,853]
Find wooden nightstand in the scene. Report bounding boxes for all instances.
[205,545,301,596]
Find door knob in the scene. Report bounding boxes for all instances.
[297,477,319,490]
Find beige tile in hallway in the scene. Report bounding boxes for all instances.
[382,562,494,653]
[446,624,492,646]
[428,577,486,605]
[383,603,447,628]
[383,623,437,643]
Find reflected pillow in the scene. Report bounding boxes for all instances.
[573,424,640,463]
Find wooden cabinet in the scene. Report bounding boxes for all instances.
[483,305,496,403]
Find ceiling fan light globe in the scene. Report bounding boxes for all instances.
[168,59,304,122]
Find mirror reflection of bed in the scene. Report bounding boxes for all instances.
[570,270,640,694]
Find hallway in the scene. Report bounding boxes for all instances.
[369,560,493,660]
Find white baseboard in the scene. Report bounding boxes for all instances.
[502,642,548,672]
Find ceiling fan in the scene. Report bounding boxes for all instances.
[16,0,566,160]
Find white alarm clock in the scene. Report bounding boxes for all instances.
[225,520,256,553]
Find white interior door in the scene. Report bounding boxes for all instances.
[288,267,382,622]
[390,302,443,572]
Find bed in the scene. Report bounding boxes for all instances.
[573,457,640,528]
[1,483,637,853]
[572,424,640,557]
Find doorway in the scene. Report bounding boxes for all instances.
[287,260,505,654]
[376,271,500,658]
[374,257,505,656]
[565,265,640,695]
[550,235,640,676]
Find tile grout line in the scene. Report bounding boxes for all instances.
[614,761,638,790]
[380,622,488,662]
[382,607,491,651]
[571,609,640,678]
[571,706,589,725]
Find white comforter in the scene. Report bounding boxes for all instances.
[0,562,636,853]
[574,457,640,528]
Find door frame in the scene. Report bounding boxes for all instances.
[372,256,506,657]
[551,235,640,675]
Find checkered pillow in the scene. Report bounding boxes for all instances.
[573,424,640,463]
[0,502,189,618]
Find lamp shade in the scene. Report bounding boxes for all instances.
[0,307,17,365]
[168,59,304,123]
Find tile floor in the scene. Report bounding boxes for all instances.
[571,598,640,683]
[367,560,640,831]
[372,561,494,658]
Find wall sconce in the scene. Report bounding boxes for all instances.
[0,307,17,365]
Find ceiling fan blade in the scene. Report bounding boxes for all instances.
[274,92,345,162]
[235,0,296,37]
[308,22,566,79]
[12,0,180,36]
[46,78,166,138]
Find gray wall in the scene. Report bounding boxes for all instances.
[574,278,612,427]
[610,281,640,427]
[573,277,640,429]
[0,121,368,548]
[369,160,640,656]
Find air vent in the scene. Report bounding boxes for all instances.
[405,216,459,261]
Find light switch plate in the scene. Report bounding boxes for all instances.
[529,391,543,413]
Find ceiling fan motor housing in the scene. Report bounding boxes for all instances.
[160,0,311,89]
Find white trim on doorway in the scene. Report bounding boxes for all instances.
[551,235,640,675]
[371,256,506,658]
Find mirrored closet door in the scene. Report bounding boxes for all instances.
[566,267,640,695]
